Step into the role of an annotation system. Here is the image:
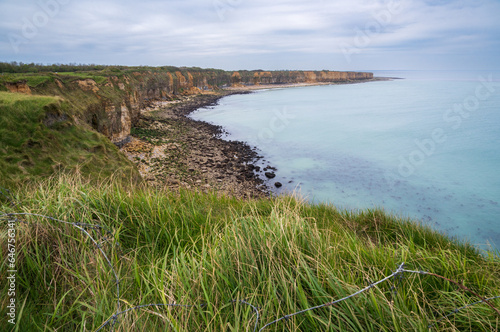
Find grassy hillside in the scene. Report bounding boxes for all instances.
[1,175,499,331]
[0,91,139,188]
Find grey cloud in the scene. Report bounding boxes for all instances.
[0,0,499,70]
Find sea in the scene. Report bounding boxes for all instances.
[190,70,500,251]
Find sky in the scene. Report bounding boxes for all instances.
[0,0,499,71]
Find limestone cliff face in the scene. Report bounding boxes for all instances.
[76,70,224,144]
[98,101,132,143]
[247,70,373,86]
[253,71,273,85]
[303,71,317,82]
[231,72,245,87]
[2,68,373,145]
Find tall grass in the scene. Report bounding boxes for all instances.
[1,175,499,331]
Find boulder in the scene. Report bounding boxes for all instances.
[265,172,276,179]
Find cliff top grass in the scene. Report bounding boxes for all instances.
[0,72,110,88]
[1,175,499,331]
[0,64,227,89]
[0,91,139,188]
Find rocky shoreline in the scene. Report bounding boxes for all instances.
[121,79,390,198]
[121,91,273,198]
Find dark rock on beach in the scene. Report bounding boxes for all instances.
[265,172,276,179]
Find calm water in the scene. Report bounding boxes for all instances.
[191,71,500,251]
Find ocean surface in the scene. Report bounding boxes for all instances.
[191,71,500,251]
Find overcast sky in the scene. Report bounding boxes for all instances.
[1,0,499,71]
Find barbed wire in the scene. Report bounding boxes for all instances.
[1,201,500,331]
[96,299,261,332]
[430,294,500,328]
[237,299,261,332]
[402,267,500,317]
[1,212,122,330]
[95,303,204,331]
[258,264,407,331]
[259,263,405,332]
[0,186,19,210]
[259,263,404,332]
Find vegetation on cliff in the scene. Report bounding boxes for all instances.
[0,92,139,188]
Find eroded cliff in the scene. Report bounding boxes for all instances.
[1,67,373,145]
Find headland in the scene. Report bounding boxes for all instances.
[0,64,378,196]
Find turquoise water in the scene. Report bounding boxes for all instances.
[191,71,500,251]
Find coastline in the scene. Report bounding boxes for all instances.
[121,91,271,198]
[121,78,389,197]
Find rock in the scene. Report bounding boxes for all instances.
[265,172,276,179]
[274,182,282,188]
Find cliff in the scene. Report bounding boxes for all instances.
[0,67,373,145]
[233,70,374,85]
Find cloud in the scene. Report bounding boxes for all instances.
[0,0,499,70]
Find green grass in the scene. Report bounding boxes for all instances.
[0,92,139,188]
[0,72,112,89]
[0,73,53,87]
[1,175,499,331]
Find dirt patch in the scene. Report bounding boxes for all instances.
[77,79,99,93]
[5,81,32,94]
